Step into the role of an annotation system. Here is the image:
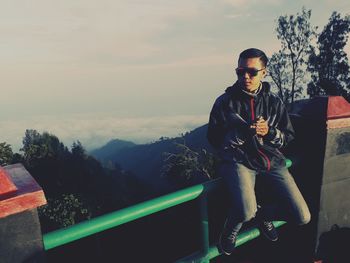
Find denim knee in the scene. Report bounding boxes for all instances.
[228,204,257,224]
[297,210,311,225]
[292,204,311,226]
[240,206,257,223]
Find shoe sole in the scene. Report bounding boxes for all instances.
[260,228,278,242]
[218,233,235,256]
[218,244,234,256]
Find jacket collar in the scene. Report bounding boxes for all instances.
[225,81,271,98]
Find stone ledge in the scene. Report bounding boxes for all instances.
[0,164,47,219]
[0,167,18,198]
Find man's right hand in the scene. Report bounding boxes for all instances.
[256,117,269,136]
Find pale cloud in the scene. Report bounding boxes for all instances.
[225,13,252,19]
[220,0,249,7]
[0,0,278,70]
[0,1,201,65]
[345,40,350,58]
[0,114,209,152]
[221,0,283,8]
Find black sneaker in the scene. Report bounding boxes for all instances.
[219,221,238,256]
[259,221,278,242]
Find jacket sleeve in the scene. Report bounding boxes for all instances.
[264,99,295,149]
[207,97,248,150]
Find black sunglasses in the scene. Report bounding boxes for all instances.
[235,67,265,77]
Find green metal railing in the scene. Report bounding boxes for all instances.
[43,182,209,250]
[43,159,292,262]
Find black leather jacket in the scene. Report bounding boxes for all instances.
[207,81,294,171]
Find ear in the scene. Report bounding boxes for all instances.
[262,69,267,78]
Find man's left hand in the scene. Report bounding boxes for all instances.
[256,117,269,136]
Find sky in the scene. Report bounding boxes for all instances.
[1,0,350,152]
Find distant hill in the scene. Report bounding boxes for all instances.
[90,124,213,195]
[89,139,137,166]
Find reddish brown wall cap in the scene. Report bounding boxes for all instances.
[327,96,350,120]
[0,164,47,219]
[0,167,18,197]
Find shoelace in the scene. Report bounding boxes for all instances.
[223,219,238,241]
[227,230,238,241]
[263,221,274,231]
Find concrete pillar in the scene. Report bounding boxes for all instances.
[290,96,350,254]
[318,96,350,245]
[0,164,47,263]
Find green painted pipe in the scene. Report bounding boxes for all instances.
[175,221,287,262]
[199,194,209,263]
[286,158,292,168]
[43,184,204,250]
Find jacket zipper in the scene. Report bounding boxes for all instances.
[250,98,255,121]
[250,97,271,171]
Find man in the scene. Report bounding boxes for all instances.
[207,48,311,256]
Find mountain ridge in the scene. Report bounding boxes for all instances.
[90,124,212,194]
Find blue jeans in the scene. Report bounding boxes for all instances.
[219,162,311,231]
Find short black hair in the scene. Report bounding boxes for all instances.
[238,48,268,67]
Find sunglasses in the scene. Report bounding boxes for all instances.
[235,67,265,77]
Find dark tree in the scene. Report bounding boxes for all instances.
[19,129,140,232]
[38,193,92,232]
[161,142,217,187]
[269,7,317,105]
[268,51,288,102]
[21,129,68,168]
[71,140,87,159]
[0,142,13,166]
[307,12,350,98]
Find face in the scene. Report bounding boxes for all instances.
[236,57,267,92]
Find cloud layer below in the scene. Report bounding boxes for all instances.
[1,114,209,152]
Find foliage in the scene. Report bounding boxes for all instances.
[161,142,217,186]
[307,12,350,98]
[269,7,317,105]
[38,193,92,231]
[21,129,68,169]
[0,142,14,166]
[268,51,289,101]
[71,140,87,159]
[15,129,142,232]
